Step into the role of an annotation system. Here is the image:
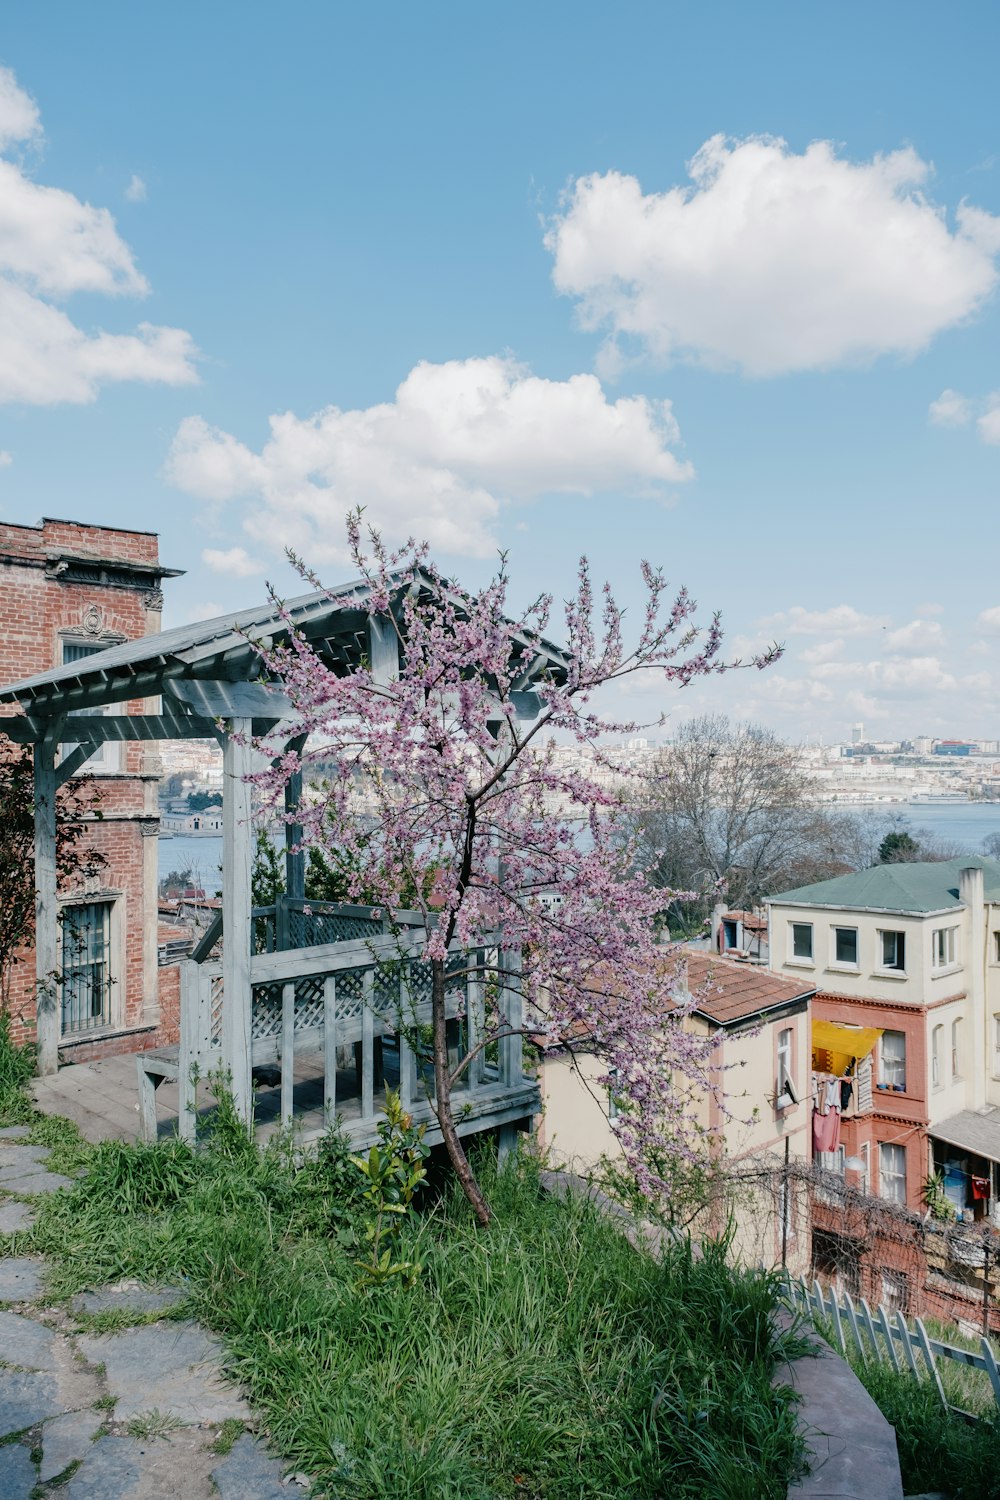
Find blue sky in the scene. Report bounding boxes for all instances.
[1,2,999,742]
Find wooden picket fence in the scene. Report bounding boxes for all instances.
[782,1272,1000,1418]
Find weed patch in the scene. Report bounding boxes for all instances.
[28,1121,802,1499]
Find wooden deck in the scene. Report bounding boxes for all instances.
[31,1046,539,1153]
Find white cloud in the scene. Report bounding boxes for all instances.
[124,174,147,203]
[977,606,1000,632]
[884,619,944,654]
[929,389,972,426]
[977,396,1000,445]
[758,604,889,636]
[0,449,12,467]
[813,655,958,696]
[0,66,196,404]
[167,355,693,560]
[201,545,263,577]
[915,601,944,617]
[800,640,845,665]
[0,67,40,150]
[546,135,1000,376]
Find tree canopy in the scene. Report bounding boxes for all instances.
[249,516,777,1222]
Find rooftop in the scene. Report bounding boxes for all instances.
[767,856,1000,914]
[682,952,815,1027]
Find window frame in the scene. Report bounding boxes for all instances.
[879,1029,907,1092]
[931,1023,943,1089]
[832,925,859,969]
[879,1141,907,1205]
[951,1018,963,1080]
[932,926,958,970]
[878,928,906,973]
[789,921,814,963]
[60,639,121,775]
[59,897,117,1036]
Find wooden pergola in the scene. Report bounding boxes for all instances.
[0,574,569,1139]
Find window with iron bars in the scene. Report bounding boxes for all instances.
[61,901,114,1034]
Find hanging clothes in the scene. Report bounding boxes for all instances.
[812,1107,841,1154]
[840,1079,853,1112]
[971,1175,990,1201]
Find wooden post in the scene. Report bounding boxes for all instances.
[33,723,62,1076]
[499,946,523,1086]
[367,613,399,685]
[323,975,337,1127]
[283,732,306,904]
[178,960,197,1143]
[280,981,295,1126]
[361,968,375,1119]
[467,950,484,1092]
[221,718,254,1124]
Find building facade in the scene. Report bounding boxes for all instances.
[768,858,1000,1321]
[0,517,181,1060]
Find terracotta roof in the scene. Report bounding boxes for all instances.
[721,909,768,932]
[683,952,815,1027]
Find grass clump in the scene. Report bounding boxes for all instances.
[29,1110,803,1500]
[0,1013,35,1123]
[847,1358,1000,1500]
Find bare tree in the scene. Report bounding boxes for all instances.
[619,715,848,931]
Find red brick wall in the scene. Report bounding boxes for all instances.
[0,517,175,1055]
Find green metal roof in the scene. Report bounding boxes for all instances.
[768,856,1000,913]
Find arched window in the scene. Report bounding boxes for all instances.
[931,1024,943,1089]
[951,1018,963,1080]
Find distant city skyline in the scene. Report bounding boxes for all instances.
[0,4,997,742]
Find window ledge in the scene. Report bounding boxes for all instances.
[931,963,962,979]
[784,958,815,970]
[827,964,861,975]
[871,970,908,982]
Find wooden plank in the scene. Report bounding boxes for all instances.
[178,961,197,1143]
[221,719,254,1122]
[59,713,219,743]
[828,1288,846,1355]
[54,743,93,788]
[500,946,523,1086]
[980,1338,1000,1412]
[467,952,484,1092]
[873,1303,901,1373]
[281,982,295,1127]
[914,1318,948,1407]
[362,970,375,1119]
[842,1292,868,1366]
[896,1310,920,1379]
[858,1299,881,1366]
[323,976,337,1128]
[33,724,62,1076]
[367,613,399,685]
[191,912,224,965]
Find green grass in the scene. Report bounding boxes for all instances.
[1,1024,803,1498]
[811,1315,1000,1500]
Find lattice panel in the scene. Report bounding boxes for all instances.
[288,910,382,948]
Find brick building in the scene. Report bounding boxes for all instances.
[0,517,182,1061]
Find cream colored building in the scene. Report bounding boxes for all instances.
[533,953,815,1270]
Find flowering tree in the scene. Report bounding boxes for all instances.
[252,516,776,1226]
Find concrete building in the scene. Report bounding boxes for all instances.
[768,858,1000,1222]
[0,517,181,1061]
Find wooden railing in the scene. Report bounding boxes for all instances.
[783,1272,1000,1416]
[176,929,528,1145]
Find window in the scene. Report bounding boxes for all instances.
[880,1269,909,1313]
[776,1028,796,1108]
[859,1142,870,1196]
[880,1030,906,1091]
[879,930,905,971]
[994,932,1000,965]
[60,901,113,1034]
[879,1142,907,1205]
[933,926,958,969]
[833,926,858,966]
[61,640,119,773]
[951,1018,963,1080]
[931,1024,943,1088]
[790,922,813,961]
[993,1016,1000,1078]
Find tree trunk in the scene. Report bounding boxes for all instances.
[431,955,492,1227]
